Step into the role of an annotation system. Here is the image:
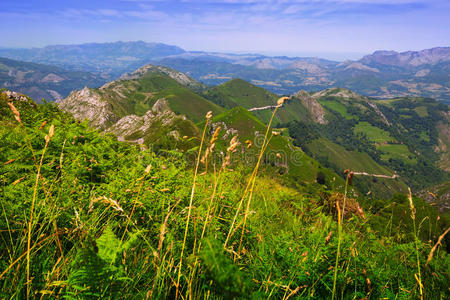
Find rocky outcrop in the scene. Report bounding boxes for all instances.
[2,90,34,104]
[58,87,119,130]
[294,90,327,124]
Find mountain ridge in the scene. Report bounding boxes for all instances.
[1,42,448,103]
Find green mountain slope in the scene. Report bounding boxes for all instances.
[208,106,342,186]
[300,88,450,191]
[307,137,407,195]
[205,78,278,109]
[204,79,325,125]
[97,71,222,123]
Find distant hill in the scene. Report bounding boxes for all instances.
[0,41,185,79]
[158,47,450,103]
[0,57,106,102]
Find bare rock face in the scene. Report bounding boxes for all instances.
[2,90,34,104]
[294,90,327,124]
[152,98,171,114]
[58,87,119,130]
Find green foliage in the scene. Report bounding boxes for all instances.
[0,94,448,299]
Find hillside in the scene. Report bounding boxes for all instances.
[289,88,450,192]
[1,88,449,299]
[0,57,106,102]
[201,79,448,197]
[204,79,326,126]
[59,65,223,121]
[205,78,278,109]
[58,65,225,148]
[207,106,341,186]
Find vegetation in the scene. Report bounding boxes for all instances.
[1,92,449,299]
[284,91,449,192]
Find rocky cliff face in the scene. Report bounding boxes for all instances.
[58,87,119,130]
[293,90,327,124]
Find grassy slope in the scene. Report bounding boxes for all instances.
[307,138,408,194]
[204,78,313,125]
[354,121,395,143]
[313,92,449,189]
[210,106,343,186]
[205,78,278,109]
[1,92,448,299]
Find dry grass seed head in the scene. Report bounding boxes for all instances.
[38,121,47,130]
[7,102,22,124]
[277,96,290,106]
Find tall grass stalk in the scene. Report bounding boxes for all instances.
[408,187,423,299]
[27,124,54,299]
[175,111,212,299]
[331,173,347,300]
[225,97,288,254]
[120,163,151,243]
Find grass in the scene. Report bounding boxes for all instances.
[377,144,417,164]
[98,73,225,123]
[1,92,449,299]
[414,106,429,118]
[307,137,407,194]
[354,121,395,143]
[318,99,354,120]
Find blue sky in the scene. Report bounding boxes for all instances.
[0,0,449,60]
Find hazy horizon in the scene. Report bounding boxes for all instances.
[1,0,449,61]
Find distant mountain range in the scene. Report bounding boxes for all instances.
[0,41,449,103]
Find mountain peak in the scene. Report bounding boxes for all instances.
[119,64,202,89]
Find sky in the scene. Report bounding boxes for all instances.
[0,0,449,60]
